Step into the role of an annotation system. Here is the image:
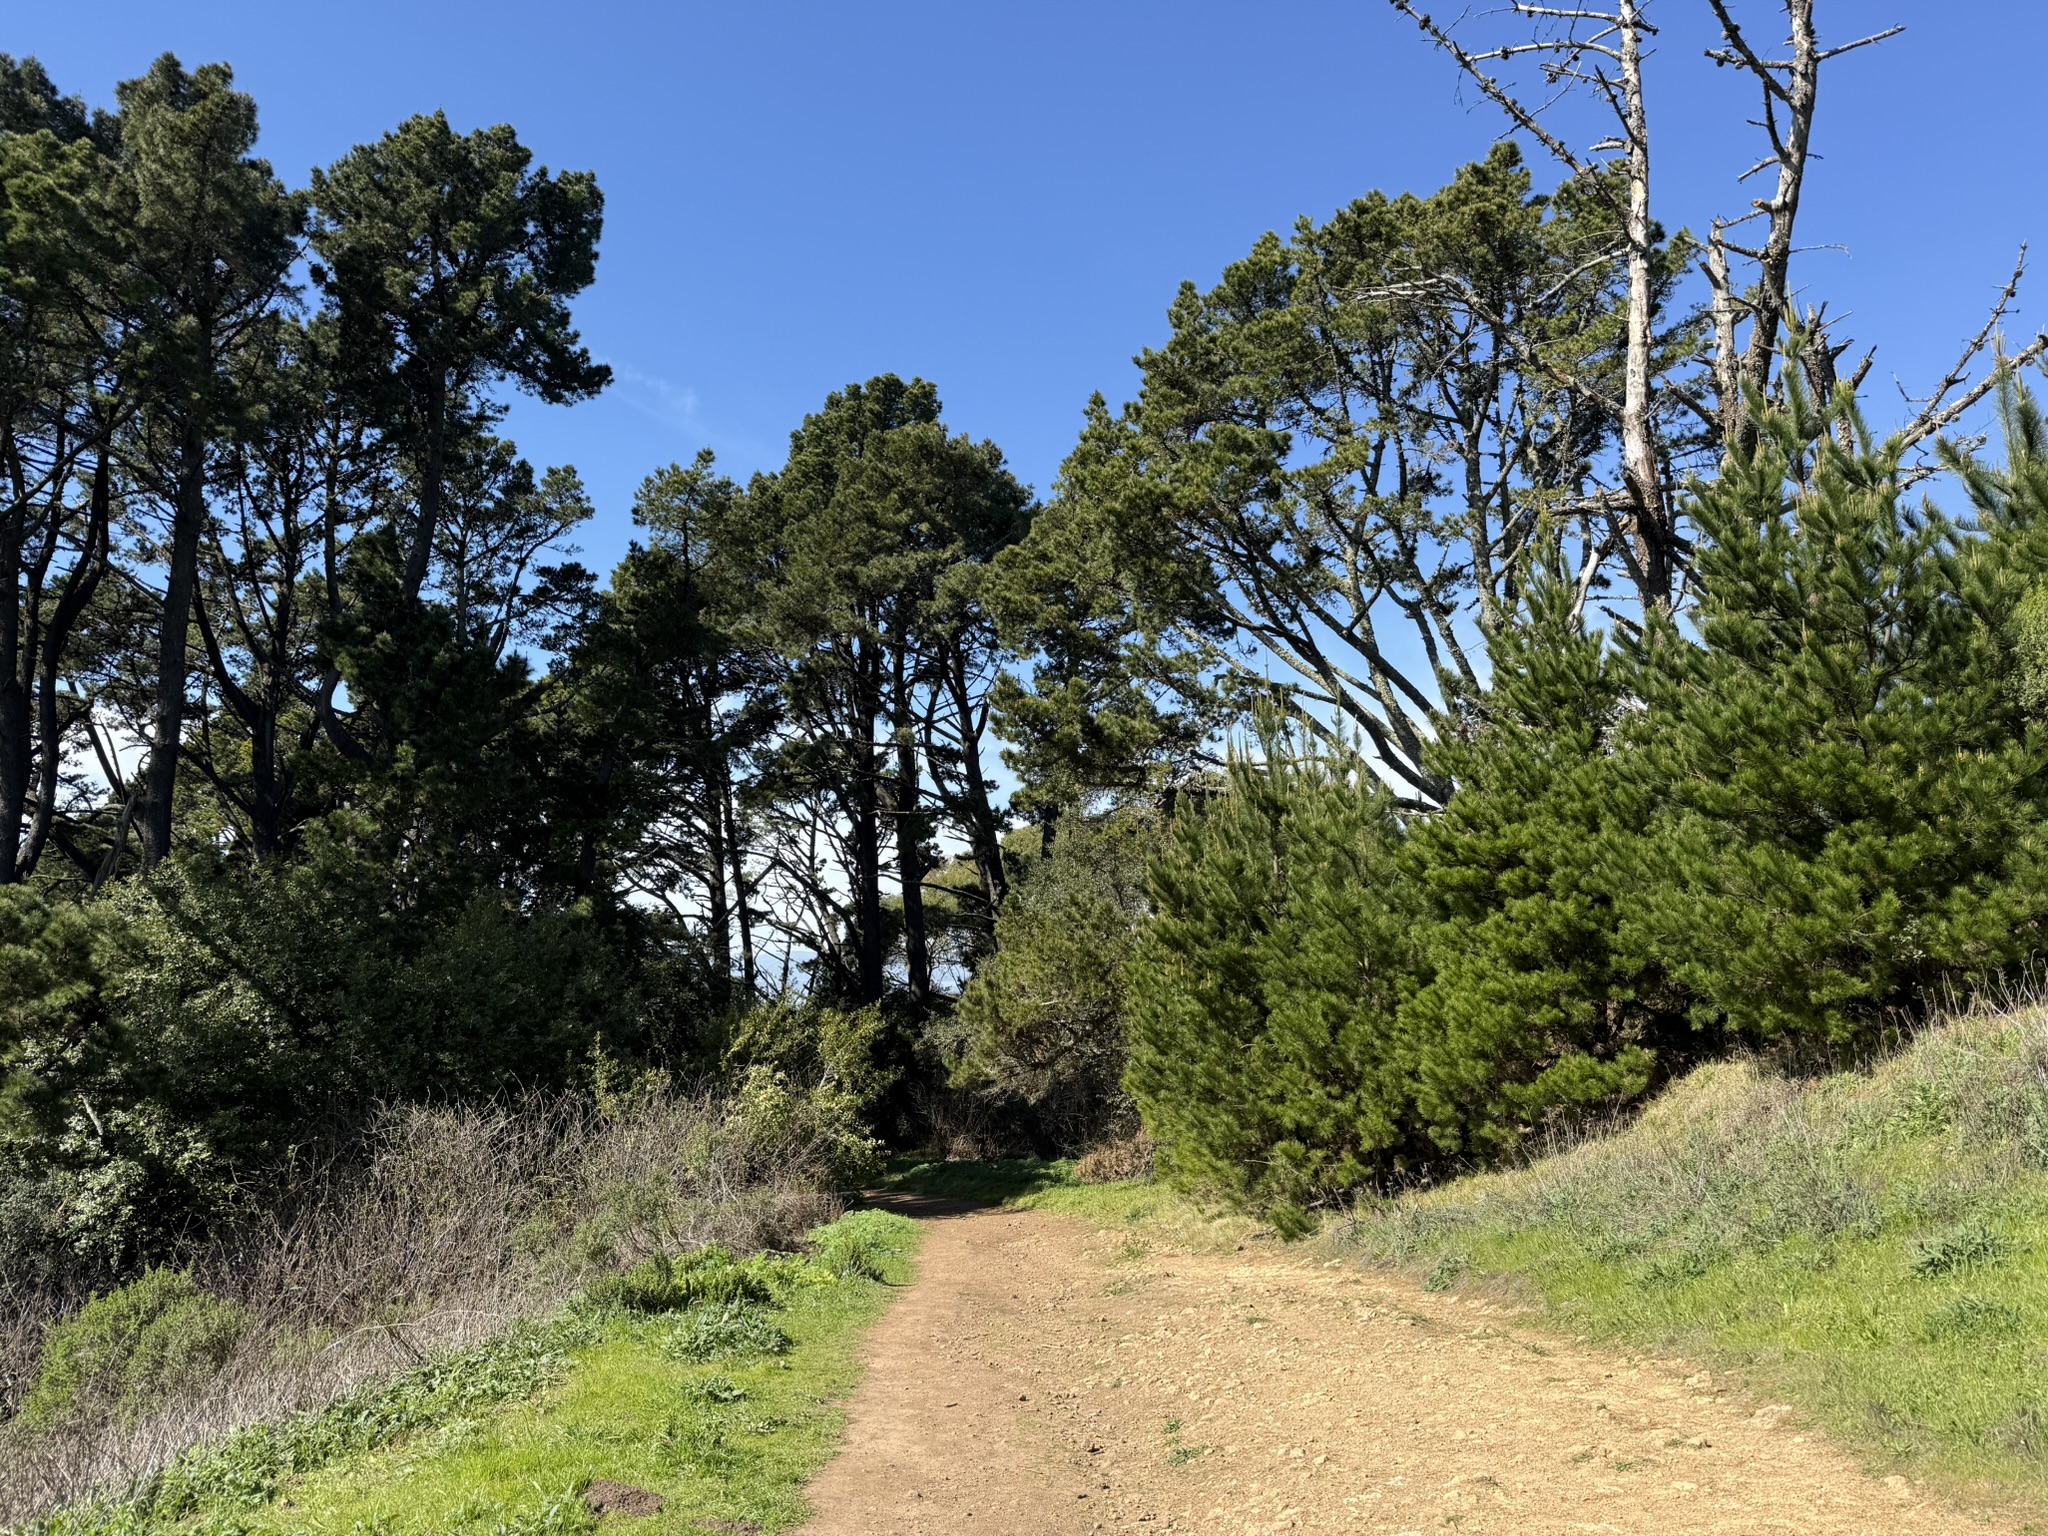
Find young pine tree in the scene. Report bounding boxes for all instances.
[1399,560,1681,1159]
[1124,723,1415,1233]
[1620,379,2048,1044]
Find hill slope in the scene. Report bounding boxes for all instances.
[1342,1003,2048,1501]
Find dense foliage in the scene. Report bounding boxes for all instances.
[1112,378,2048,1224]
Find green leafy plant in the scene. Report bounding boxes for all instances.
[659,1303,792,1362]
[23,1268,248,1426]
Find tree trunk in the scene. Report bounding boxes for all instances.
[21,448,110,879]
[1617,0,1670,612]
[141,416,209,867]
[1738,2,1818,430]
[701,696,735,1013]
[403,369,447,601]
[894,645,929,1009]
[946,642,1007,919]
[720,759,757,1000]
[851,643,886,1006]
[0,428,28,884]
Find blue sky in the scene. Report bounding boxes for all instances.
[14,1,2047,578]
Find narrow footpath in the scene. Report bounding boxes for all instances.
[796,1197,2015,1536]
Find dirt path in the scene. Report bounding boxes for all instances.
[796,1198,2017,1536]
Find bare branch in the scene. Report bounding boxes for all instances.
[1512,4,1624,20]
[1899,334,2048,453]
[1703,0,1793,103]
[1819,26,1905,62]
[1471,40,1622,63]
[1896,244,2032,447]
[1386,1,1596,179]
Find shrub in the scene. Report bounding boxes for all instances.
[721,1003,893,1186]
[1909,1220,2016,1278]
[1073,1132,1155,1184]
[0,1088,844,1524]
[1124,721,1416,1232]
[808,1210,900,1281]
[660,1302,792,1361]
[1618,383,2048,1045]
[1399,561,1686,1158]
[948,811,1157,1149]
[21,1268,248,1427]
[582,1246,772,1313]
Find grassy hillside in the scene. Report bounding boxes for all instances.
[1341,1004,2048,1499]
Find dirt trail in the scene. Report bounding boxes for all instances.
[796,1198,2016,1536]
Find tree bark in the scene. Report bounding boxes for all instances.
[850,640,886,1006]
[1617,0,1671,611]
[403,369,447,601]
[893,644,930,1009]
[720,758,757,1000]
[941,641,1008,919]
[21,448,110,878]
[140,414,209,867]
[0,427,29,883]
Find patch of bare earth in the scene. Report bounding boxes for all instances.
[796,1199,2019,1535]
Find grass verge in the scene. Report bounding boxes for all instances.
[24,1210,921,1536]
[1338,1004,2048,1504]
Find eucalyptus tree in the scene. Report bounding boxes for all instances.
[308,112,609,603]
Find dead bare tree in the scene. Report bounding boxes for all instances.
[1388,0,1681,611]
[1386,0,1912,611]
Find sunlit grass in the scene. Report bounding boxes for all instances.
[1339,1006,2048,1502]
[876,1155,1261,1252]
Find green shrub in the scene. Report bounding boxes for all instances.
[23,1267,248,1425]
[808,1209,901,1280]
[659,1302,792,1361]
[1124,720,1416,1231]
[721,1002,893,1185]
[1399,561,1683,1158]
[1909,1220,2016,1278]
[582,1245,772,1314]
[948,811,1156,1146]
[1617,383,2048,1044]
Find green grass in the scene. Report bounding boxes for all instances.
[1338,1006,2048,1504]
[875,1156,1257,1248]
[30,1210,921,1536]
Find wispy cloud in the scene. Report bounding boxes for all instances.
[601,361,772,470]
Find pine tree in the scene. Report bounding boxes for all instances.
[1620,378,2048,1043]
[1124,723,1414,1232]
[1398,560,1677,1158]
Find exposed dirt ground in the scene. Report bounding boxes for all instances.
[795,1197,2019,1536]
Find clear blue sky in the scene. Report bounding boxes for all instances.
[14,1,2046,576]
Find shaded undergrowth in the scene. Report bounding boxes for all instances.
[0,1087,848,1525]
